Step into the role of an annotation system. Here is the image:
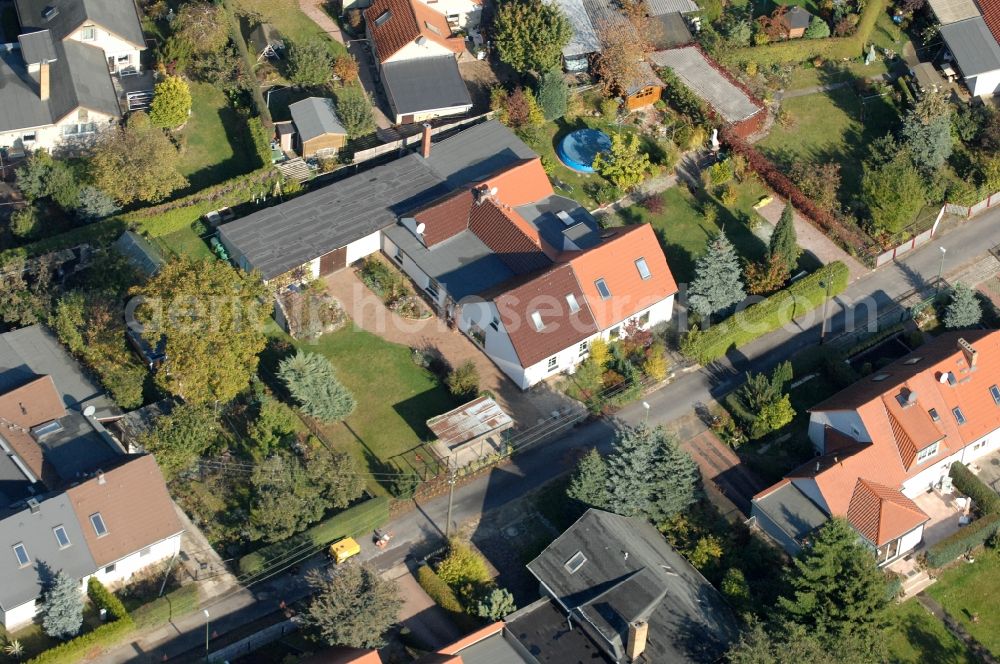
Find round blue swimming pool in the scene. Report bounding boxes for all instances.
[557,129,612,173]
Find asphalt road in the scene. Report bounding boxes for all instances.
[101,206,1000,662]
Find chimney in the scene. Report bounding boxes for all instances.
[39,61,50,101]
[97,470,106,485]
[626,621,649,662]
[958,337,977,368]
[421,123,432,159]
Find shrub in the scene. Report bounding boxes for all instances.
[641,194,665,214]
[476,587,516,619]
[436,538,492,589]
[359,257,408,304]
[149,75,192,129]
[417,565,467,619]
[26,579,133,664]
[335,85,376,139]
[279,350,357,422]
[925,512,1000,568]
[446,360,480,401]
[288,37,333,86]
[10,205,39,238]
[659,68,712,127]
[950,463,1000,515]
[681,262,849,363]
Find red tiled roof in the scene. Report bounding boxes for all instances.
[468,200,552,274]
[66,455,183,566]
[494,263,599,368]
[846,478,928,546]
[479,158,554,207]
[567,224,678,329]
[0,375,66,429]
[364,0,464,63]
[413,189,475,247]
[980,0,1000,42]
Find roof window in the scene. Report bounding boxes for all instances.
[903,357,922,365]
[374,9,391,25]
[991,385,1000,405]
[564,551,587,573]
[566,293,580,314]
[953,407,967,426]
[13,543,29,568]
[928,408,940,422]
[41,5,58,20]
[53,525,71,549]
[423,20,441,35]
[530,311,544,331]
[90,512,108,537]
[871,373,890,382]
[31,420,63,438]
[595,279,611,300]
[635,257,651,280]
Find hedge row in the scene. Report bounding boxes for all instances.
[239,496,390,575]
[681,262,850,364]
[415,565,480,632]
[721,0,889,67]
[26,580,134,664]
[925,512,1000,568]
[0,168,277,266]
[950,463,1000,516]
[723,133,874,259]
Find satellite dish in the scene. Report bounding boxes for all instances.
[83,405,96,417]
[490,187,498,196]
[415,222,426,235]
[416,35,427,45]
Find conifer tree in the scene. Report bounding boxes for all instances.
[604,425,699,520]
[688,232,745,318]
[567,448,610,508]
[41,571,83,639]
[279,350,356,422]
[770,203,801,272]
[778,518,889,639]
[944,283,982,329]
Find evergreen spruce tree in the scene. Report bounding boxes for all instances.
[769,203,801,272]
[944,283,983,329]
[537,69,569,121]
[647,431,701,521]
[778,518,889,640]
[604,425,699,520]
[688,232,745,318]
[279,351,356,422]
[567,448,610,509]
[41,571,83,639]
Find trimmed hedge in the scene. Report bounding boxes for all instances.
[26,580,134,664]
[681,262,850,363]
[925,512,1000,568]
[130,583,200,630]
[238,496,390,575]
[950,463,1000,515]
[721,0,888,67]
[0,168,277,266]
[416,565,479,632]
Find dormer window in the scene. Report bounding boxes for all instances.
[490,315,500,331]
[916,442,940,463]
[635,257,651,280]
[566,293,580,313]
[595,279,611,300]
[530,311,544,331]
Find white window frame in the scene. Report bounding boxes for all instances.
[80,26,96,40]
[916,442,940,464]
[53,525,71,549]
[579,341,588,356]
[635,257,651,280]
[566,293,580,314]
[547,356,558,371]
[90,512,109,537]
[12,543,30,568]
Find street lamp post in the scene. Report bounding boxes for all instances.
[203,609,210,661]
[819,280,831,344]
[642,401,650,424]
[937,246,947,293]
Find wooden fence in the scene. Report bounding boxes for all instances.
[351,112,494,164]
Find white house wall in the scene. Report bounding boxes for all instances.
[346,230,382,264]
[807,410,871,452]
[458,299,528,388]
[417,0,481,28]
[0,108,117,152]
[967,70,1000,97]
[901,428,1000,497]
[392,103,473,125]
[381,39,455,64]
[68,26,142,72]
[897,524,924,557]
[381,236,446,308]
[1,598,39,631]
[90,533,182,588]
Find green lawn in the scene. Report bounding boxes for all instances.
[927,549,1000,657]
[176,83,259,193]
[156,226,214,260]
[786,58,891,89]
[759,85,900,203]
[612,182,769,284]
[273,326,456,495]
[885,600,978,664]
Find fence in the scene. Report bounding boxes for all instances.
[874,207,945,268]
[208,618,299,662]
[351,112,494,164]
[945,189,1000,218]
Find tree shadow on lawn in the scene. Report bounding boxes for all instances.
[176,104,261,196]
[896,607,978,664]
[392,387,458,444]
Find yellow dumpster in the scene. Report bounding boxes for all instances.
[752,195,774,210]
[329,537,361,564]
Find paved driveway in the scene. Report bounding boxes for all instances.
[387,564,462,650]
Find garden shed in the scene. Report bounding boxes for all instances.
[289,97,348,158]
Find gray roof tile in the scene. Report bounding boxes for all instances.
[15,0,144,47]
[289,97,346,143]
[940,17,1000,76]
[381,56,472,116]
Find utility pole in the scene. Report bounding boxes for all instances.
[444,459,456,539]
[819,280,831,344]
[203,610,210,662]
[937,246,947,293]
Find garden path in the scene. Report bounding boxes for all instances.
[916,593,999,664]
[756,197,869,282]
[324,269,576,428]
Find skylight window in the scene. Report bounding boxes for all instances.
[90,513,108,538]
[991,385,1000,406]
[566,293,580,314]
[423,20,441,35]
[374,9,391,25]
[564,551,587,573]
[903,357,922,365]
[595,279,611,300]
[872,373,890,382]
[31,420,63,438]
[530,311,544,331]
[13,543,29,568]
[928,408,940,422]
[635,257,651,280]
[53,525,70,549]
[953,407,967,426]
